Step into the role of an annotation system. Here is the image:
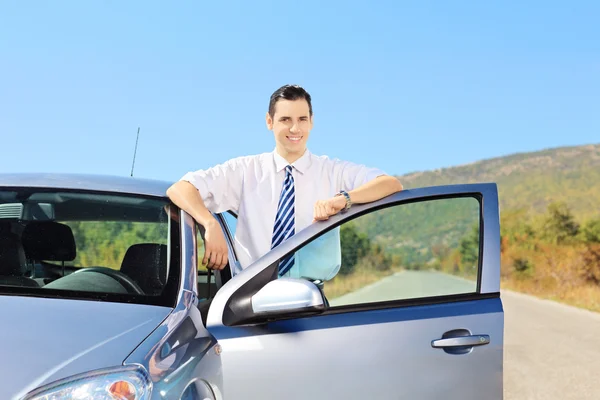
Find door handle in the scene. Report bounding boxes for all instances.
[432,334,490,348]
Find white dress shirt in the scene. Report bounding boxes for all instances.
[180,149,386,276]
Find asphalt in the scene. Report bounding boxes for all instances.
[501,289,600,399]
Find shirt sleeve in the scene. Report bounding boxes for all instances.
[335,159,387,192]
[179,157,246,213]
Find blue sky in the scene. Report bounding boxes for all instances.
[1,1,598,182]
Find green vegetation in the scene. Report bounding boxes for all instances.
[62,221,167,269]
[339,222,397,275]
[351,197,480,269]
[398,143,600,220]
[499,201,600,311]
[331,143,600,311]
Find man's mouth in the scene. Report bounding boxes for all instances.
[287,136,302,142]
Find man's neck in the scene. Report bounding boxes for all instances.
[276,148,306,165]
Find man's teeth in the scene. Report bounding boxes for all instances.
[288,136,301,141]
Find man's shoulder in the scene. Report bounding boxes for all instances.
[309,152,354,168]
[221,151,273,167]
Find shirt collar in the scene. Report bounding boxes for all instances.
[273,148,312,174]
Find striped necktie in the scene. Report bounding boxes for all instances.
[271,165,296,276]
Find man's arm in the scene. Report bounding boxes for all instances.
[166,181,229,270]
[313,175,403,221]
[345,174,403,204]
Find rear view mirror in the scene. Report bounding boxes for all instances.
[251,278,326,315]
[23,202,55,221]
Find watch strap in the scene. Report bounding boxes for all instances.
[336,190,352,211]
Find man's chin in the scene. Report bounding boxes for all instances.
[289,146,307,154]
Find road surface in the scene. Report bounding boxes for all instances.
[330,271,600,399]
[502,289,600,399]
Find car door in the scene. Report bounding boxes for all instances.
[205,183,504,400]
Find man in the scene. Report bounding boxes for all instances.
[166,84,403,277]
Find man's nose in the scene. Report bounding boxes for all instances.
[290,123,300,134]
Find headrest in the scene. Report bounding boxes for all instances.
[120,243,168,295]
[0,222,11,234]
[22,221,76,261]
[0,232,27,275]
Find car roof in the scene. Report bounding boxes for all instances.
[0,173,173,198]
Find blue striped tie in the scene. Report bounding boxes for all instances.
[271,165,295,276]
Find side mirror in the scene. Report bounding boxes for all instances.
[221,278,327,326]
[251,278,326,315]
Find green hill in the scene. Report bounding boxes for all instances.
[351,143,600,266]
[397,143,600,220]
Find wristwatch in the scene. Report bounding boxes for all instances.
[335,190,352,212]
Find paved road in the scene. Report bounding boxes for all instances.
[330,270,477,305]
[502,289,600,399]
[330,271,600,399]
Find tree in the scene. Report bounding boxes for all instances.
[339,223,371,275]
[580,218,600,244]
[539,202,579,245]
[459,223,479,268]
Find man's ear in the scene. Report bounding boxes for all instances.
[266,112,273,130]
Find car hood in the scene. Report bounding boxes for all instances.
[0,295,172,400]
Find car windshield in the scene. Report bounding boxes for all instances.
[0,188,180,307]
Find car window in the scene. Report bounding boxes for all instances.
[278,196,481,307]
[59,220,168,269]
[221,211,237,240]
[0,189,180,306]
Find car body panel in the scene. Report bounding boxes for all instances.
[211,298,503,399]
[123,211,225,399]
[0,173,170,198]
[0,296,171,400]
[205,182,503,400]
[0,174,504,400]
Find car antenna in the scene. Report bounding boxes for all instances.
[130,127,140,177]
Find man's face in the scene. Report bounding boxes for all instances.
[266,99,313,159]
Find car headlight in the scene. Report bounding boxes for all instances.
[22,365,152,400]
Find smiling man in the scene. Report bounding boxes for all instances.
[166,84,403,276]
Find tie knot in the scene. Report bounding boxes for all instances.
[285,165,293,176]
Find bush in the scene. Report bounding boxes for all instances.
[580,219,600,244]
[513,257,532,273]
[539,202,579,245]
[581,244,600,284]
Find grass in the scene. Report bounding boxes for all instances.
[501,277,600,313]
[500,243,600,313]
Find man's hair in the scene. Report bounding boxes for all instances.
[268,84,313,117]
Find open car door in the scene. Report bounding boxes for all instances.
[205,183,504,400]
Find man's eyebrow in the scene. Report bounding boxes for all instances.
[278,115,309,120]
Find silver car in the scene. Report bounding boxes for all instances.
[0,173,504,400]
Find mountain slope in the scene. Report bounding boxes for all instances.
[351,143,600,266]
[397,143,600,220]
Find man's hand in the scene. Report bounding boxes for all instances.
[202,218,229,270]
[313,195,347,221]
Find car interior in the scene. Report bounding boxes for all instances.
[0,219,170,296]
[0,190,177,302]
[0,190,239,316]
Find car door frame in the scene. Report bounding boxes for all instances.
[205,182,501,328]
